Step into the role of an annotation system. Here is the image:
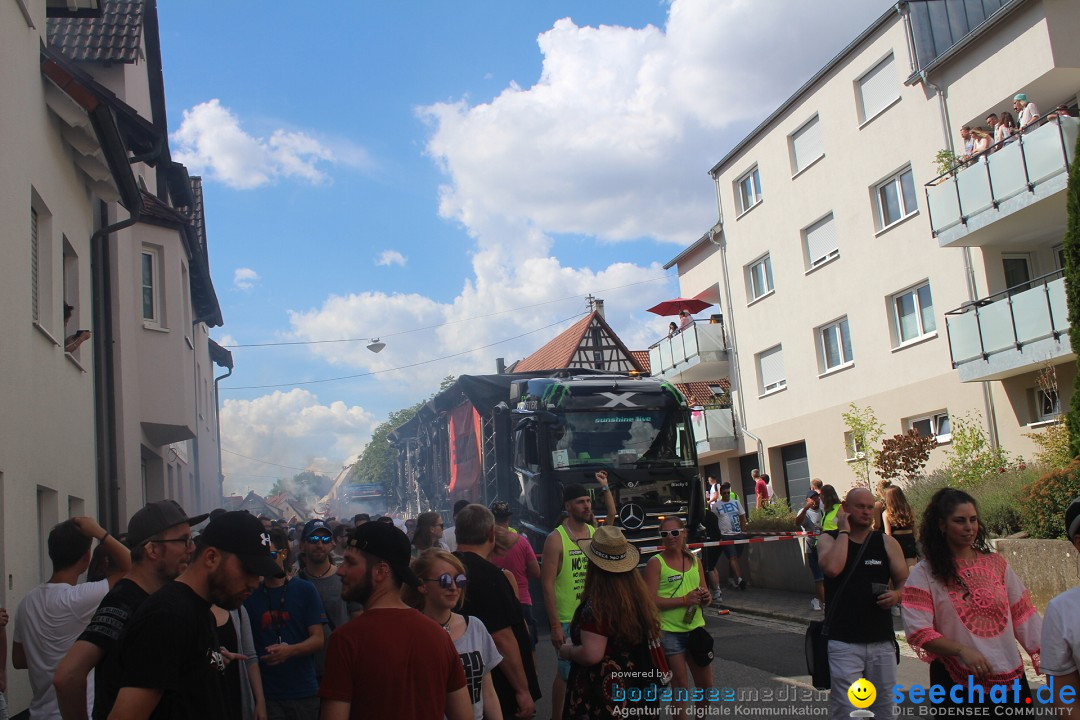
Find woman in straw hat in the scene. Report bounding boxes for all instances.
[557,526,668,718]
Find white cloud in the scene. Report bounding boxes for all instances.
[171,99,373,190]
[375,250,407,267]
[220,389,377,496]
[233,267,260,291]
[418,0,893,246]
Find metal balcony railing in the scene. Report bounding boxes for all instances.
[945,269,1068,368]
[925,117,1078,236]
[690,407,736,447]
[647,322,728,377]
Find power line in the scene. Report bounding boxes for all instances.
[220,273,674,348]
[221,311,588,391]
[221,448,315,472]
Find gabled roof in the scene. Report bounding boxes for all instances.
[512,312,644,375]
[47,0,144,65]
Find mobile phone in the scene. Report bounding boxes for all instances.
[870,582,889,597]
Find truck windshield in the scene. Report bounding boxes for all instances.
[548,410,694,468]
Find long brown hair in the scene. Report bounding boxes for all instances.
[412,511,443,551]
[884,486,916,530]
[575,564,660,646]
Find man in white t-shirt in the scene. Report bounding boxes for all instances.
[12,517,130,720]
[1014,93,1040,130]
[712,482,748,591]
[1042,497,1080,712]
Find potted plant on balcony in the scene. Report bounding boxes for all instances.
[931,149,960,182]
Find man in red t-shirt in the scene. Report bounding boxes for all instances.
[318,523,470,720]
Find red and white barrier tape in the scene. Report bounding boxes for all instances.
[637,531,819,554]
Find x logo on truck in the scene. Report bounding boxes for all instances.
[598,391,639,408]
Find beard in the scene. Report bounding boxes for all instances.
[207,564,252,610]
[342,566,375,605]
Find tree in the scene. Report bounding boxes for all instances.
[1066,128,1080,457]
[268,470,334,504]
[941,412,1017,486]
[841,403,885,487]
[875,430,937,484]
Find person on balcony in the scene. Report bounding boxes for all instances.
[677,310,694,330]
[971,127,993,157]
[667,322,679,339]
[999,111,1018,143]
[1014,93,1039,130]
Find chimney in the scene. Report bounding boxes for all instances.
[594,299,605,318]
[495,357,506,374]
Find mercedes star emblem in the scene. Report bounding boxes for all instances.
[619,503,646,530]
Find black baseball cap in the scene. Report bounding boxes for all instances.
[302,519,332,540]
[126,500,209,548]
[199,511,284,578]
[1065,497,1080,540]
[346,522,420,587]
[562,484,588,503]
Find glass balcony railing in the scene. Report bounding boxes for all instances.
[926,117,1078,237]
[648,322,728,378]
[690,407,736,450]
[945,270,1069,368]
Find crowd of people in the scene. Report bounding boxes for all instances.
[5,467,1080,720]
[955,91,1075,168]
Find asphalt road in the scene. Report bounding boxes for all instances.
[531,608,1035,718]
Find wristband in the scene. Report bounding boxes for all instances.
[99,531,110,543]
[837,530,849,535]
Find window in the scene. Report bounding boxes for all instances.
[1055,245,1065,272]
[857,53,899,124]
[1002,254,1032,294]
[141,248,162,325]
[892,282,935,344]
[735,166,762,214]
[790,116,824,174]
[844,431,867,461]
[908,411,951,442]
[817,317,853,371]
[803,213,839,269]
[757,344,786,395]
[746,254,774,302]
[1033,388,1060,422]
[31,191,55,331]
[875,167,917,229]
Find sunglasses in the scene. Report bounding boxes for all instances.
[424,573,468,590]
[270,550,283,559]
[659,529,683,538]
[305,535,333,544]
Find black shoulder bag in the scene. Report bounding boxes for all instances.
[804,532,871,690]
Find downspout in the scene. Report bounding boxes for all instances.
[214,366,233,504]
[921,69,1000,448]
[91,207,140,533]
[707,177,766,476]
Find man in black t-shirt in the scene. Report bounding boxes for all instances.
[454,504,540,719]
[107,512,283,720]
[817,487,908,719]
[53,500,207,720]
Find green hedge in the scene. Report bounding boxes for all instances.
[1018,460,1080,539]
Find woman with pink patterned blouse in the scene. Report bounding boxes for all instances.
[901,488,1041,706]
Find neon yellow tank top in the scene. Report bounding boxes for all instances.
[554,524,594,623]
[657,554,705,632]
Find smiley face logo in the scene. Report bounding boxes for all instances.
[847,678,876,709]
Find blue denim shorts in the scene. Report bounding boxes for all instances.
[661,630,690,656]
[557,622,572,680]
[806,548,823,582]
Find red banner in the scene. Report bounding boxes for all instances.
[448,403,483,503]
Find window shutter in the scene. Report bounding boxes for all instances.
[804,214,838,265]
[31,207,39,323]
[859,54,898,121]
[792,117,823,172]
[759,345,785,389]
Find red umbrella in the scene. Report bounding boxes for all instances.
[646,297,714,317]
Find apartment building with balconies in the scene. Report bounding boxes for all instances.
[658,0,1080,504]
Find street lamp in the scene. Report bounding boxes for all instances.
[366,339,386,353]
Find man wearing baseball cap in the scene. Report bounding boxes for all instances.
[107,511,282,720]
[54,500,206,720]
[541,471,615,720]
[1040,497,1080,711]
[297,520,361,682]
[319,522,470,720]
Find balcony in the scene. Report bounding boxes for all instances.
[945,270,1073,383]
[927,117,1077,248]
[690,407,738,456]
[648,322,730,383]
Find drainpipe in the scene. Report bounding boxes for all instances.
[214,365,233,504]
[923,71,1000,448]
[707,181,766,476]
[91,206,140,533]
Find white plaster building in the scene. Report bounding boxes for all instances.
[656,0,1080,504]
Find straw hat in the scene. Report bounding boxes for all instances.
[578,526,640,573]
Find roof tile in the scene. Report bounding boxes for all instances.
[47,0,144,65]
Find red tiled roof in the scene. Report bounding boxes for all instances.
[514,314,595,373]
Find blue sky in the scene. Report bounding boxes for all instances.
[155,0,894,495]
